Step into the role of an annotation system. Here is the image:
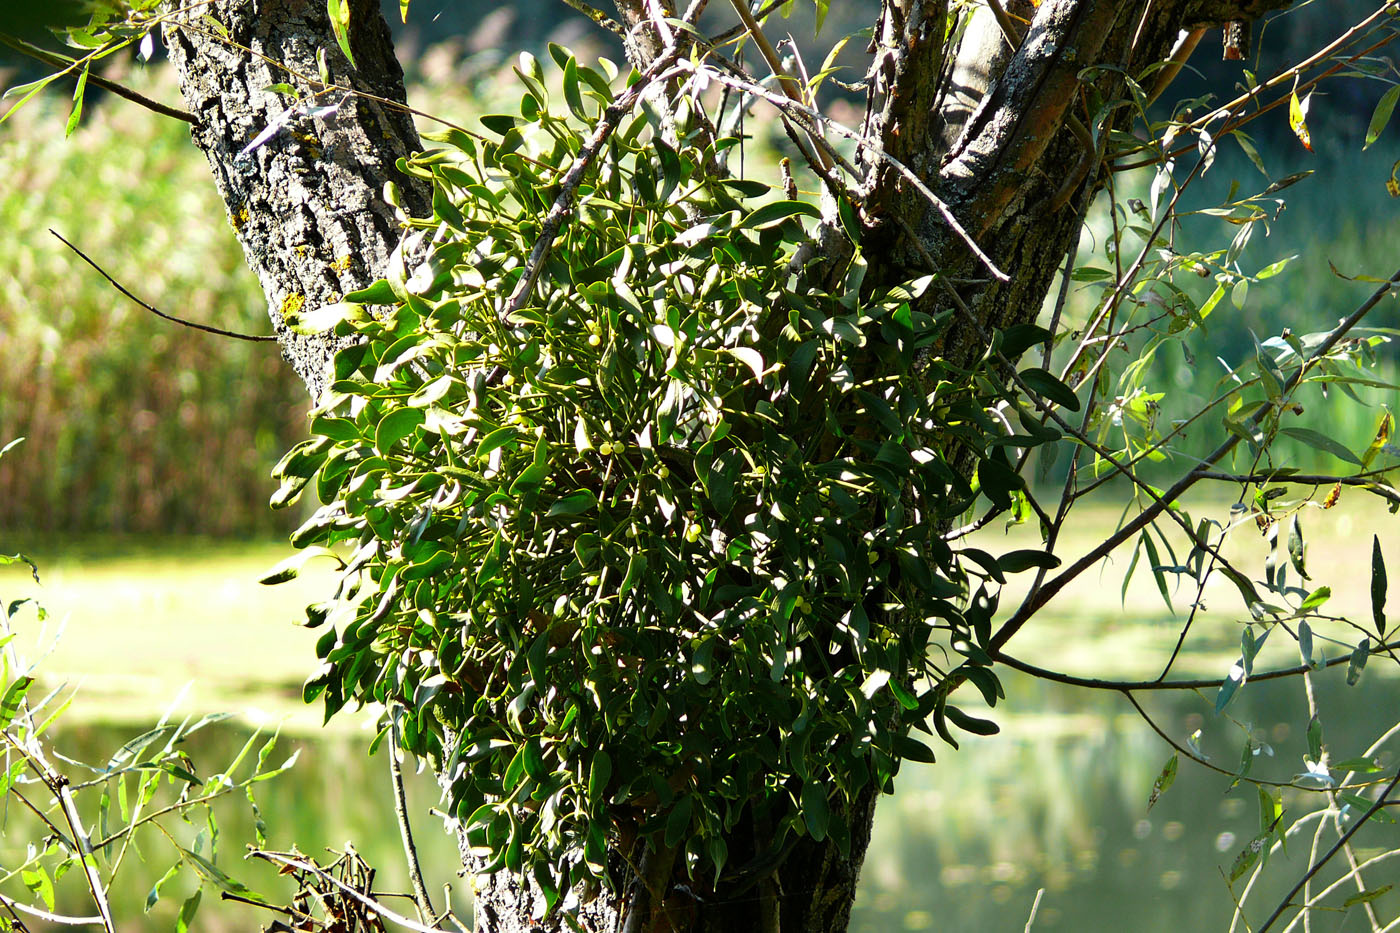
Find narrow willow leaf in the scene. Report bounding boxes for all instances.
[1347,638,1370,686]
[1147,753,1178,811]
[327,0,356,68]
[65,63,89,138]
[1344,886,1393,909]
[1288,89,1312,151]
[1229,831,1269,882]
[1287,514,1308,580]
[1373,534,1388,636]
[0,676,34,729]
[1364,84,1400,150]
[1278,427,1362,466]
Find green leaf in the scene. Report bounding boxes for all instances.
[1374,535,1388,636]
[1297,619,1314,666]
[176,890,201,933]
[65,62,88,138]
[664,795,692,847]
[1345,886,1393,909]
[1306,714,1323,763]
[893,733,936,763]
[1147,753,1177,811]
[801,781,830,841]
[21,865,53,911]
[285,301,366,335]
[376,407,425,452]
[0,676,34,729]
[327,0,356,68]
[998,324,1053,360]
[1215,661,1244,714]
[943,705,999,736]
[740,200,821,229]
[548,489,597,517]
[1365,83,1400,150]
[1297,587,1330,613]
[146,862,181,912]
[1018,367,1080,411]
[1229,831,1269,882]
[996,549,1060,573]
[1347,637,1370,686]
[588,751,611,804]
[1287,514,1308,580]
[1278,427,1362,466]
[344,279,398,304]
[258,547,345,585]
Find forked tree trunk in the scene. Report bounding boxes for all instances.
[163,0,1290,929]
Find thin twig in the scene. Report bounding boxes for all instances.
[994,636,1400,692]
[502,53,687,318]
[248,850,446,933]
[0,33,196,124]
[724,0,832,170]
[388,718,434,924]
[49,231,277,342]
[1123,691,1304,789]
[0,889,104,926]
[1257,768,1400,933]
[2,733,115,932]
[685,63,1009,282]
[558,0,626,36]
[990,267,1400,654]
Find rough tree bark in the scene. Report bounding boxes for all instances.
[161,0,1291,930]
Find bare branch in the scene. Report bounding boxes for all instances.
[50,231,277,343]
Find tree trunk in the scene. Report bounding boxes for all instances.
[161,0,1290,929]
[162,0,429,400]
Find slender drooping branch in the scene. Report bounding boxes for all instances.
[996,636,1400,692]
[1256,768,1400,932]
[50,230,277,342]
[0,32,196,124]
[990,267,1400,655]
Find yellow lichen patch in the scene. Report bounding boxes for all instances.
[294,245,312,258]
[331,255,353,273]
[278,292,305,319]
[230,206,250,230]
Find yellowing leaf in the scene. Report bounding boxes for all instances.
[1288,89,1313,152]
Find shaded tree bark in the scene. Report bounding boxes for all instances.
[161,0,1291,929]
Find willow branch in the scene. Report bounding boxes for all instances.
[0,33,196,124]
[1257,768,1400,932]
[991,267,1400,655]
[994,640,1400,692]
[50,231,277,342]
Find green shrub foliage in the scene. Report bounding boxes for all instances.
[271,48,1052,903]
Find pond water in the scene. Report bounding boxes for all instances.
[17,668,1397,931]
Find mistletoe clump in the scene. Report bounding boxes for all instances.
[266,48,1033,904]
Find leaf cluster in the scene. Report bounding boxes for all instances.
[269,47,1051,903]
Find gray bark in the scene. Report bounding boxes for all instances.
[160,0,1292,930]
[162,0,428,400]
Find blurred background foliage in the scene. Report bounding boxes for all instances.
[0,0,1396,538]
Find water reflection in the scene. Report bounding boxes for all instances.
[852,671,1400,931]
[13,670,1399,930]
